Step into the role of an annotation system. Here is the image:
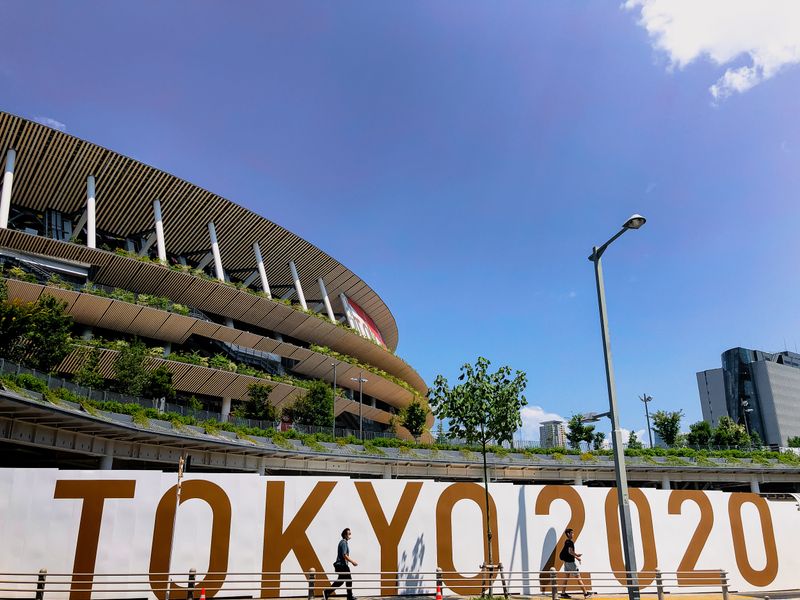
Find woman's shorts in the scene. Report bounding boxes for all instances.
[564,561,579,572]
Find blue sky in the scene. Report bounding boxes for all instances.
[2,1,799,441]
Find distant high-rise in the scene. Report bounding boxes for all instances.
[540,420,566,448]
[697,347,800,447]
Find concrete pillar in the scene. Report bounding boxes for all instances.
[750,478,760,494]
[221,397,232,422]
[0,149,15,228]
[162,342,172,357]
[289,260,307,310]
[100,441,114,470]
[573,475,583,486]
[82,327,93,341]
[339,293,355,328]
[225,317,234,328]
[153,199,167,263]
[318,277,336,322]
[253,242,272,298]
[661,474,671,490]
[207,222,225,281]
[86,176,97,249]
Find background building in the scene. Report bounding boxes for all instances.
[697,346,800,446]
[539,419,566,448]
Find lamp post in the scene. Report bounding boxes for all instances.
[351,371,368,441]
[331,363,337,439]
[588,214,646,600]
[639,394,653,447]
[741,397,754,444]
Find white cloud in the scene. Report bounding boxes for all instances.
[619,427,649,447]
[625,0,800,100]
[518,405,567,441]
[34,116,66,131]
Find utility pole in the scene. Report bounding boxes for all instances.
[639,394,653,447]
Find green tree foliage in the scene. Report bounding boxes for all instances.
[788,436,800,448]
[712,416,750,447]
[113,338,151,397]
[566,414,595,450]
[749,430,763,447]
[428,356,527,447]
[686,420,713,446]
[0,292,73,371]
[651,409,683,447]
[143,364,176,401]
[74,347,104,389]
[627,430,644,449]
[282,380,333,427]
[399,397,430,440]
[592,431,606,451]
[235,382,278,422]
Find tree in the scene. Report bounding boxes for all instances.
[428,356,527,578]
[687,421,713,446]
[788,436,800,448]
[592,431,606,451]
[74,347,104,389]
[282,380,333,427]
[712,416,749,447]
[750,430,762,448]
[0,293,73,371]
[566,414,595,450]
[113,339,150,397]
[143,364,176,401]
[651,409,683,447]
[235,382,278,422]
[399,397,429,441]
[627,430,644,449]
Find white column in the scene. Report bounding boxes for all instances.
[0,149,15,228]
[750,478,760,494]
[221,397,232,421]
[318,277,336,322]
[253,242,271,298]
[661,474,671,490]
[100,440,114,470]
[340,293,355,327]
[289,260,307,310]
[207,222,225,281]
[153,199,167,263]
[86,176,97,248]
[573,475,583,486]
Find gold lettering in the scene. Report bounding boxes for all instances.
[728,493,778,587]
[355,481,423,595]
[54,480,136,600]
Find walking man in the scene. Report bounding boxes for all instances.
[559,528,591,598]
[324,528,358,600]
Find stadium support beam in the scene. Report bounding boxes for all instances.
[207,222,225,281]
[100,441,114,470]
[318,278,336,322]
[221,397,232,422]
[86,176,97,248]
[253,242,272,298]
[340,293,355,328]
[153,199,167,263]
[661,474,670,490]
[750,478,760,493]
[289,260,307,310]
[0,149,15,228]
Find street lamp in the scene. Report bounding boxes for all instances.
[588,214,646,600]
[639,394,653,447]
[331,363,337,439]
[351,371,368,441]
[741,398,754,442]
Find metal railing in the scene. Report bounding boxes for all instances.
[0,566,737,599]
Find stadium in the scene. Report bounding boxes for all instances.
[1,112,799,598]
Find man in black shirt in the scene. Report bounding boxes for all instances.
[324,528,358,600]
[559,528,591,598]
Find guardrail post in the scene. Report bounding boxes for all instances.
[720,570,729,600]
[498,563,508,599]
[307,567,316,600]
[188,568,196,600]
[436,566,442,597]
[550,567,557,600]
[654,569,664,600]
[35,568,47,600]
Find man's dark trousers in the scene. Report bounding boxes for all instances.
[330,563,353,600]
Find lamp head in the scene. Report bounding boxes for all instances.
[580,412,604,423]
[623,214,646,230]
